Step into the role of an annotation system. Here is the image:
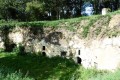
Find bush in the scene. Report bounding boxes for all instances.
[25,1,44,21]
[13,44,25,55]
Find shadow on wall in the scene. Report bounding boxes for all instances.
[2,26,46,52]
[22,26,45,53]
[1,26,16,52]
[45,32,63,45]
[1,26,63,55]
[29,27,45,40]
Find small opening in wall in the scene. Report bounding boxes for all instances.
[61,51,67,57]
[42,52,46,56]
[42,46,45,50]
[78,50,80,55]
[77,57,82,64]
[5,43,16,52]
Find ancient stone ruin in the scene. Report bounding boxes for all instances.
[0,15,120,71]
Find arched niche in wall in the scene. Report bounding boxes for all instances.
[61,51,67,57]
[77,50,82,64]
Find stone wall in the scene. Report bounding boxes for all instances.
[0,26,119,71]
[0,15,120,71]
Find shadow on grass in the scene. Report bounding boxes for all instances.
[0,54,79,80]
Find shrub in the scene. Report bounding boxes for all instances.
[13,44,25,55]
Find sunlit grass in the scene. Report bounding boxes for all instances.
[0,52,78,80]
[0,52,120,80]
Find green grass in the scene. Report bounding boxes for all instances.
[90,70,120,80]
[0,52,79,80]
[0,52,120,80]
[0,66,33,80]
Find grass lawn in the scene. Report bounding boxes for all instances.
[0,53,120,80]
[0,52,79,80]
[0,52,120,80]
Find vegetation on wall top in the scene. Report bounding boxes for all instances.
[0,10,120,38]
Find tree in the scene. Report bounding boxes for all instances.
[0,0,120,21]
[43,0,66,20]
[25,0,44,21]
[0,0,31,21]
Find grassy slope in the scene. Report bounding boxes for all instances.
[0,16,110,39]
[0,53,79,80]
[0,11,115,27]
[0,10,120,38]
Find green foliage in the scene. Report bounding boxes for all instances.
[0,66,33,80]
[25,1,44,21]
[0,0,30,21]
[0,9,119,39]
[82,16,101,38]
[65,66,105,80]
[0,53,120,80]
[0,53,78,80]
[0,0,119,21]
[13,44,25,55]
[0,48,4,52]
[0,19,6,23]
